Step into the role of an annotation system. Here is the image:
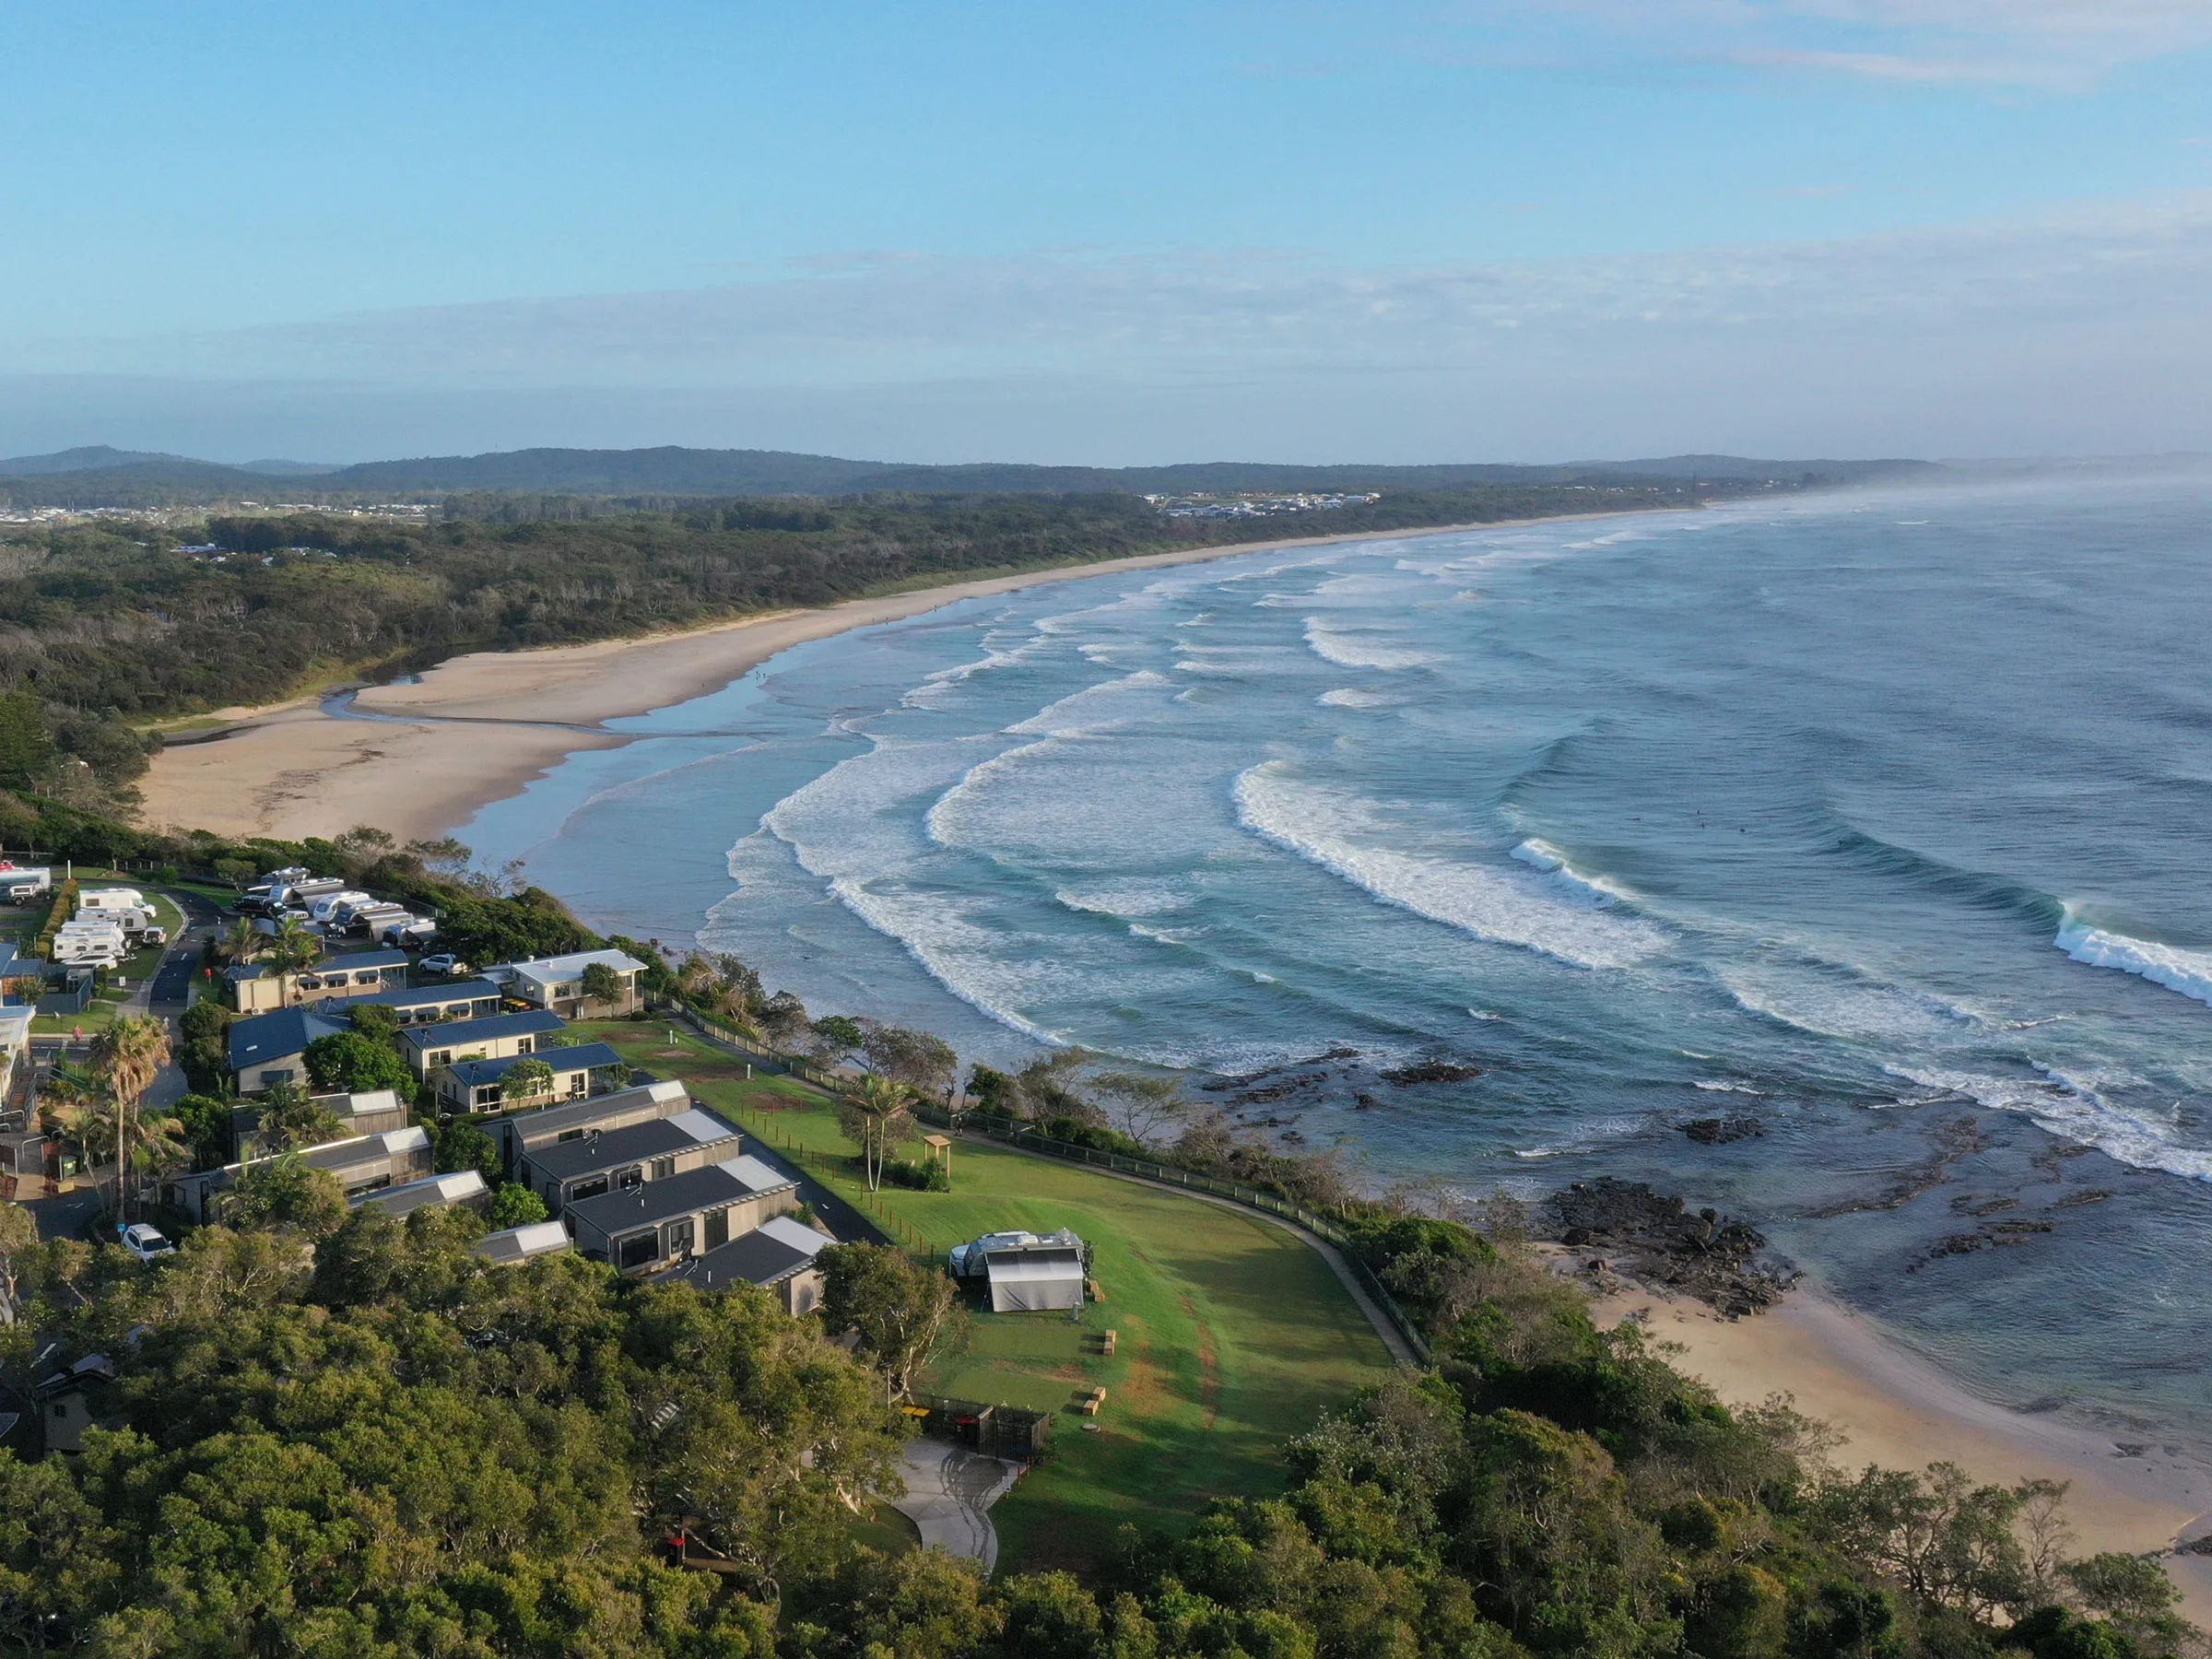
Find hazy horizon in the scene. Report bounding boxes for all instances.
[7,3,2211,462]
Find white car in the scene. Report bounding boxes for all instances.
[418,954,468,977]
[117,1223,175,1264]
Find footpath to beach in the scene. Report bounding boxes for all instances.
[137,511,1641,845]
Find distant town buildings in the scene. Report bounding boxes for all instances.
[1143,491,1382,521]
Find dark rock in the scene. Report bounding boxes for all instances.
[1684,1115,1764,1145]
[1546,1178,1796,1318]
[1380,1061,1482,1087]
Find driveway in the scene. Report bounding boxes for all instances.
[889,1440,1023,1571]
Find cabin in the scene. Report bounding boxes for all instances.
[350,1168,490,1219]
[226,948,411,1014]
[664,1214,834,1314]
[472,1219,572,1266]
[225,1006,351,1095]
[399,1009,567,1080]
[161,1126,435,1225]
[482,948,649,1018]
[488,1077,691,1166]
[326,978,504,1027]
[518,1106,743,1213]
[562,1154,799,1276]
[32,1352,117,1456]
[431,1041,626,1112]
[230,1087,409,1162]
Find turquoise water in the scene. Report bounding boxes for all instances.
[465,469,2212,1443]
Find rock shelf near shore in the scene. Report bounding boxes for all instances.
[1549,1177,1799,1319]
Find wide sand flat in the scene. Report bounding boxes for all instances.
[140,513,1630,843]
[1592,1281,2212,1622]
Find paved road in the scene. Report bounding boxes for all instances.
[889,1441,1023,1571]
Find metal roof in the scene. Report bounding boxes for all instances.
[664,1215,831,1290]
[399,1008,566,1052]
[443,1041,625,1088]
[522,1107,738,1181]
[561,1153,794,1236]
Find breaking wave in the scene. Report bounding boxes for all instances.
[1300,617,1441,670]
[2054,912,2212,1007]
[1887,1064,2212,1182]
[1230,762,1668,970]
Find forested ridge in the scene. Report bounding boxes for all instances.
[0,482,1762,816]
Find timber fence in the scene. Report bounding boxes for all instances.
[652,1000,1433,1366]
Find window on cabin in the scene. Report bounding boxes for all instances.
[650,1157,676,1182]
[570,1175,608,1201]
[618,1232,660,1269]
[557,1127,584,1142]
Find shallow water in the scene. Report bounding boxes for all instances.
[465,469,2212,1445]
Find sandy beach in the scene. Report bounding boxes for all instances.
[1592,1280,2212,1622]
[139,512,1634,844]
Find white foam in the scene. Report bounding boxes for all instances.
[1230,762,1668,971]
[1300,617,1441,671]
[1716,962,1976,1041]
[1318,688,1406,709]
[1693,1080,1766,1095]
[2054,912,2212,1006]
[1511,837,1641,902]
[1053,880,1194,919]
[1887,1064,2212,1182]
[827,877,1066,1046]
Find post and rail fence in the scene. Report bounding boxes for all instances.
[651,998,1434,1366]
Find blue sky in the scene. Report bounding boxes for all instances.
[4,1,2210,463]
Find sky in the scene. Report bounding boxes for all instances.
[3,1,2210,465]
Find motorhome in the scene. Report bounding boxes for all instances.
[76,888,147,913]
[346,902,413,937]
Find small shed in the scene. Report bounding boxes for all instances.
[984,1244,1086,1313]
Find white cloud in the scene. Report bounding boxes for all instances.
[1418,0,2212,87]
[7,196,2212,462]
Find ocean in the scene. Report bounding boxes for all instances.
[462,468,2212,1445]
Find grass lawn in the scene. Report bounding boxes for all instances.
[573,1021,1395,1573]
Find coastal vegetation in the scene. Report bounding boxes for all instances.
[0,801,2195,1657]
[0,480,1776,814]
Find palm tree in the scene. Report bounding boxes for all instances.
[265,916,320,1005]
[218,916,265,967]
[88,1015,175,1220]
[837,1074,915,1193]
[47,1016,179,1219]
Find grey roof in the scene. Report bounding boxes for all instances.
[443,1041,626,1089]
[562,1154,794,1238]
[350,1169,488,1216]
[523,1108,739,1182]
[335,979,503,1017]
[664,1217,831,1290]
[300,1125,431,1175]
[318,947,409,973]
[228,1006,349,1071]
[400,1008,565,1053]
[472,1220,572,1265]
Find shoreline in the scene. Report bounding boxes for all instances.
[135,508,1652,843]
[1590,1277,2212,1623]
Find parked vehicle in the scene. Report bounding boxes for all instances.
[347,902,412,935]
[417,954,468,977]
[117,1223,175,1264]
[308,889,373,924]
[380,918,436,947]
[77,888,148,912]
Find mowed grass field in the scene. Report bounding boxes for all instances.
[573,1021,1395,1571]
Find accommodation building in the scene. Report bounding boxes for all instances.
[327,978,503,1027]
[350,1168,489,1218]
[231,1087,409,1162]
[664,1214,833,1314]
[433,1041,626,1112]
[226,1006,350,1095]
[518,1106,743,1212]
[399,1009,566,1080]
[162,1125,435,1225]
[482,949,649,1018]
[227,948,409,1014]
[33,1352,116,1455]
[562,1154,799,1275]
[488,1077,691,1166]
[472,1219,572,1266]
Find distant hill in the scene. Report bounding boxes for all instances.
[0,444,199,476]
[322,445,1940,497]
[0,441,1944,509]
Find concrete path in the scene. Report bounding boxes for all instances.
[889,1440,1023,1571]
